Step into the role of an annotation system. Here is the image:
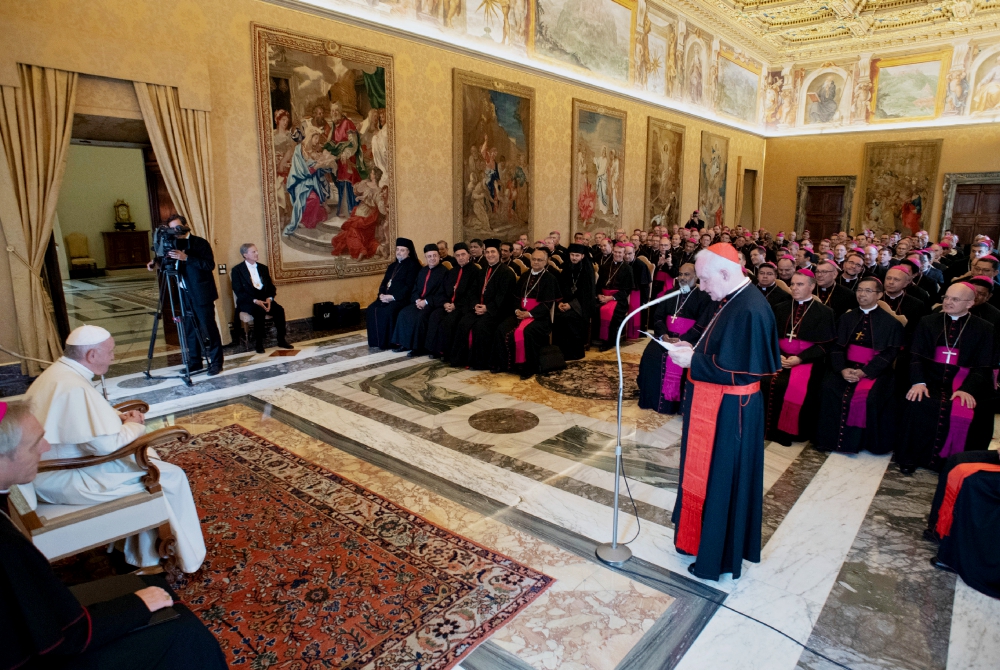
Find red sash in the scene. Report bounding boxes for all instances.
[777,339,814,435]
[936,463,1000,537]
[845,345,877,428]
[655,270,675,297]
[626,290,642,339]
[660,316,696,402]
[934,346,974,459]
[514,298,540,364]
[599,289,617,340]
[675,375,760,555]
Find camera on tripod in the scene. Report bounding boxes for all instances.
[153,223,190,268]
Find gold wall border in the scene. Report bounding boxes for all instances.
[869,50,952,124]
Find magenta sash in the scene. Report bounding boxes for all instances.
[514,298,540,364]
[934,346,974,458]
[845,345,877,428]
[777,339,814,435]
[660,316,697,402]
[655,270,675,297]
[626,290,642,339]
[599,289,617,340]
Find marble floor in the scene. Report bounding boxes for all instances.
[46,329,1000,669]
[63,275,172,357]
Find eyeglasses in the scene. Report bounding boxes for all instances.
[856,288,881,294]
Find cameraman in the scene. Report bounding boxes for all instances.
[149,214,224,375]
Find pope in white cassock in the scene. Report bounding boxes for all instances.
[25,325,206,573]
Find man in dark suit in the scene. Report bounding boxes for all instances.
[162,214,224,374]
[232,243,293,353]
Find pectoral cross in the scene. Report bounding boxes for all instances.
[387,280,392,288]
[522,296,528,308]
[788,331,796,343]
[855,331,864,341]
[942,349,956,364]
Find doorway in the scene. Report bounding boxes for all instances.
[804,185,845,240]
[950,183,1000,243]
[740,169,757,229]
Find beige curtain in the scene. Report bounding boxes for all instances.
[134,82,230,344]
[0,65,77,375]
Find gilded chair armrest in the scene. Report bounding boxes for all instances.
[113,400,151,414]
[38,427,191,494]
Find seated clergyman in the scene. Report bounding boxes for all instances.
[24,325,206,573]
[0,400,227,669]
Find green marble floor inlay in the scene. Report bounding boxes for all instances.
[534,425,680,489]
[347,361,478,415]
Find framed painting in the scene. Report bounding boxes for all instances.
[871,51,950,123]
[532,0,635,83]
[571,99,627,236]
[251,24,396,283]
[698,131,728,228]
[644,118,684,229]
[858,140,942,237]
[716,51,760,123]
[452,70,534,244]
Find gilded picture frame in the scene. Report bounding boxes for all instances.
[870,51,951,123]
[643,117,685,229]
[570,99,628,236]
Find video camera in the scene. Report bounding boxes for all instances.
[152,223,191,266]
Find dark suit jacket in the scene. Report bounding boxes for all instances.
[175,235,218,306]
[232,260,278,314]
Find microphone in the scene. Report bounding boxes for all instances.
[596,286,684,567]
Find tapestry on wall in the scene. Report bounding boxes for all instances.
[252,24,396,283]
[644,118,684,229]
[859,139,942,237]
[452,70,534,244]
[571,99,627,236]
[698,131,728,228]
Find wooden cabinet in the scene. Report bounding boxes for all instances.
[102,231,151,270]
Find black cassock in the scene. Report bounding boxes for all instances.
[391,263,448,352]
[492,270,561,374]
[636,288,713,414]
[815,283,857,319]
[366,257,419,348]
[553,259,596,361]
[757,283,792,311]
[630,258,652,330]
[451,263,516,369]
[937,466,1000,598]
[0,512,226,670]
[815,307,903,454]
[672,283,781,580]
[763,298,837,445]
[426,263,479,357]
[896,313,995,471]
[593,261,634,348]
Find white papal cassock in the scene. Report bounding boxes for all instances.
[26,357,206,573]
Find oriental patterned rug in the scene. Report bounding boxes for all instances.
[160,425,553,669]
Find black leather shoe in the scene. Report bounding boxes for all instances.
[255,343,266,354]
[930,556,955,573]
[277,340,294,349]
[428,352,439,359]
[392,346,407,353]
[922,528,940,543]
[519,370,534,380]
[899,465,916,475]
[406,350,420,357]
[207,367,223,377]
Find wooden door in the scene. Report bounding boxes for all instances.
[951,183,1000,244]
[804,185,845,241]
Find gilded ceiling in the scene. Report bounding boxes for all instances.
[669,0,1000,61]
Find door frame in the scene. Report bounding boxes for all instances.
[940,172,1000,234]
[795,176,856,236]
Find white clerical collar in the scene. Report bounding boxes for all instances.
[797,296,813,304]
[59,356,97,381]
[860,306,877,314]
[950,313,966,321]
[886,291,903,299]
[531,269,542,276]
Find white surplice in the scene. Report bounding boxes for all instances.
[26,357,206,573]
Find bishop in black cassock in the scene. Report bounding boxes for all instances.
[553,244,596,361]
[669,244,781,581]
[763,270,837,446]
[627,245,652,333]
[366,238,419,349]
[594,244,635,351]
[391,243,448,355]
[636,264,713,414]
[451,239,516,369]
[897,283,995,473]
[815,277,904,454]
[492,250,561,379]
[753,262,792,311]
[813,260,857,318]
[426,243,479,359]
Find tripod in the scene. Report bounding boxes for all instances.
[144,263,207,386]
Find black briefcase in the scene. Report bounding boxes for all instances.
[313,302,338,330]
[337,302,361,327]
[538,345,566,374]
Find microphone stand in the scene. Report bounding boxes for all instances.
[596,286,684,567]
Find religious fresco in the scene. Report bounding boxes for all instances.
[644,118,684,229]
[532,0,633,82]
[571,99,627,236]
[465,0,531,48]
[858,140,942,237]
[452,70,534,244]
[684,38,708,105]
[871,53,949,122]
[804,72,846,125]
[252,24,396,283]
[971,50,1000,114]
[634,3,678,97]
[716,51,760,123]
[698,131,728,228]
